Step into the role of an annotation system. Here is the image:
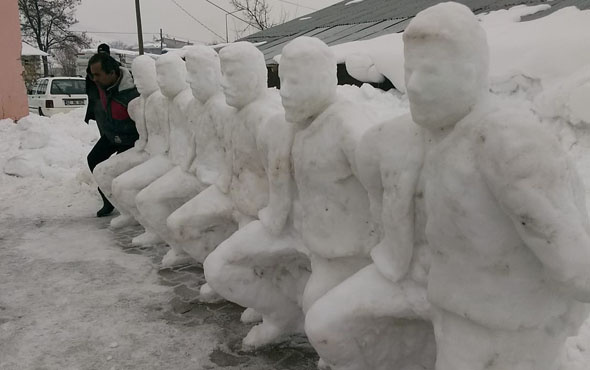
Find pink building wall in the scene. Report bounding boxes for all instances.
[0,0,29,121]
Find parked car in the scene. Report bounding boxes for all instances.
[28,77,87,117]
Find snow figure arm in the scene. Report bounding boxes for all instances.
[156,96,171,154]
[477,111,590,302]
[182,103,199,173]
[128,97,147,152]
[183,129,197,173]
[213,104,234,194]
[357,116,425,282]
[257,113,295,236]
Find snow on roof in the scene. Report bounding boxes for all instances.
[322,5,590,92]
[21,42,48,57]
[243,0,590,64]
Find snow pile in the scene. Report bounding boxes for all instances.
[0,108,100,218]
[2,109,97,180]
[337,83,408,123]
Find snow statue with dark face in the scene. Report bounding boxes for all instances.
[136,45,236,268]
[111,53,193,248]
[93,55,169,230]
[201,41,311,349]
[406,3,590,370]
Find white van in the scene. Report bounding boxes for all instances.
[28,77,87,117]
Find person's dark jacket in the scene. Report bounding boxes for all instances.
[94,67,140,146]
[84,72,99,125]
[84,57,121,126]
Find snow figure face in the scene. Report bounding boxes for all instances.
[403,2,489,130]
[155,53,189,99]
[219,42,267,109]
[185,45,222,103]
[279,37,337,125]
[132,55,159,96]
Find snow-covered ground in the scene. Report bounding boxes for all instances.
[2,3,590,369]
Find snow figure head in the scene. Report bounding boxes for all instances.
[279,36,337,125]
[185,45,222,103]
[219,42,267,109]
[131,55,159,96]
[155,53,189,99]
[403,2,489,130]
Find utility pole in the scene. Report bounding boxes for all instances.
[160,28,163,53]
[135,0,144,55]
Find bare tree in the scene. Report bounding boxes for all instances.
[110,40,132,51]
[53,43,79,76]
[230,0,287,31]
[19,0,90,76]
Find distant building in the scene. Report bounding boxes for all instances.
[132,37,194,55]
[76,48,148,77]
[21,42,48,89]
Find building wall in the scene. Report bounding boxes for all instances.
[0,0,29,120]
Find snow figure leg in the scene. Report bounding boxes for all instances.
[94,150,149,228]
[302,253,371,313]
[432,306,580,370]
[204,220,311,349]
[136,166,205,266]
[94,150,149,200]
[166,184,237,265]
[305,264,435,370]
[111,155,173,244]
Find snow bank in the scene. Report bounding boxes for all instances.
[0,109,100,218]
[2,109,97,180]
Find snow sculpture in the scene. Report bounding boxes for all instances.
[405,3,590,370]
[136,45,232,267]
[201,41,311,349]
[305,114,435,370]
[93,55,168,229]
[111,53,192,246]
[285,37,378,313]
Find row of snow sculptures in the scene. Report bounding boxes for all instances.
[91,2,590,369]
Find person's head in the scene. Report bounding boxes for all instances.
[97,43,110,55]
[155,52,188,98]
[89,53,120,89]
[403,2,489,130]
[219,42,267,109]
[185,45,222,103]
[132,55,159,96]
[279,36,337,124]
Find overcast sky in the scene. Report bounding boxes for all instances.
[74,0,342,47]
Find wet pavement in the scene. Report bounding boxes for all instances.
[110,222,319,370]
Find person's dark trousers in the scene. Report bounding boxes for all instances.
[87,135,134,217]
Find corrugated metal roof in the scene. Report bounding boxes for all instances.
[241,0,588,64]
[522,0,590,20]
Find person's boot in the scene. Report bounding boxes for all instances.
[97,188,114,217]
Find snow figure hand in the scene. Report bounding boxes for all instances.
[258,206,283,236]
[370,238,412,283]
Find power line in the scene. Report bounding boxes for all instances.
[169,0,225,40]
[203,0,249,24]
[70,30,204,44]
